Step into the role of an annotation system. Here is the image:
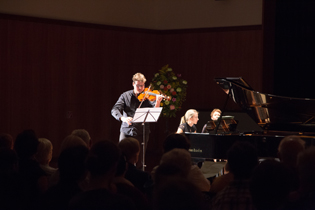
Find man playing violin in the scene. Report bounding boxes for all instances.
[111,73,163,168]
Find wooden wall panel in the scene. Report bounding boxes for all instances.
[0,18,10,134]
[157,27,262,119]
[0,14,262,169]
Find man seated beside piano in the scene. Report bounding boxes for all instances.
[201,109,238,134]
[201,109,221,133]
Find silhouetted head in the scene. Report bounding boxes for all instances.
[115,154,127,177]
[227,141,258,179]
[36,138,53,165]
[278,135,305,167]
[87,140,120,177]
[58,145,89,182]
[155,148,192,187]
[0,133,14,149]
[118,137,140,164]
[250,159,291,210]
[163,133,190,153]
[14,129,39,159]
[154,178,205,210]
[71,129,91,148]
[60,134,87,152]
[0,147,19,175]
[297,147,315,192]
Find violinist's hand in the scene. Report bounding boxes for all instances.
[121,117,133,125]
[156,95,163,103]
[155,95,163,107]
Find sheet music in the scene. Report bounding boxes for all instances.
[132,107,162,123]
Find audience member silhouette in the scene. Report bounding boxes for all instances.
[38,145,89,210]
[209,161,234,196]
[288,146,315,210]
[278,135,305,191]
[68,140,136,210]
[162,133,191,153]
[211,141,258,210]
[278,136,305,167]
[154,148,192,189]
[118,137,153,195]
[0,147,23,210]
[14,129,48,210]
[114,154,150,210]
[60,134,88,151]
[153,177,207,210]
[114,155,134,187]
[152,133,210,192]
[0,133,14,149]
[35,138,57,177]
[250,159,292,210]
[50,134,88,186]
[154,148,212,208]
[71,129,91,148]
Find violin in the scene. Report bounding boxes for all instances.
[137,87,171,102]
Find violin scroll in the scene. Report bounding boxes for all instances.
[162,95,172,101]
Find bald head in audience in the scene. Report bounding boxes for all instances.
[60,135,87,152]
[155,148,192,186]
[278,135,305,167]
[71,129,91,148]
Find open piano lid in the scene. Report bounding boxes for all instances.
[215,77,315,134]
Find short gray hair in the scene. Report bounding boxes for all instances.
[71,129,91,146]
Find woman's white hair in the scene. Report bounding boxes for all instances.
[35,138,53,164]
[180,109,198,125]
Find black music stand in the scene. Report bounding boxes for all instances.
[132,107,162,171]
[214,83,232,134]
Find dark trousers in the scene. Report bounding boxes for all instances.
[119,131,150,170]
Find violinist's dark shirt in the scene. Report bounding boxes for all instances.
[111,90,155,137]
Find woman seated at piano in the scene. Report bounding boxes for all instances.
[201,108,222,133]
[176,109,199,133]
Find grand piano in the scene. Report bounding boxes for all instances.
[187,77,315,159]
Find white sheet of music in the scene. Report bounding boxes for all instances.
[132,107,162,123]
